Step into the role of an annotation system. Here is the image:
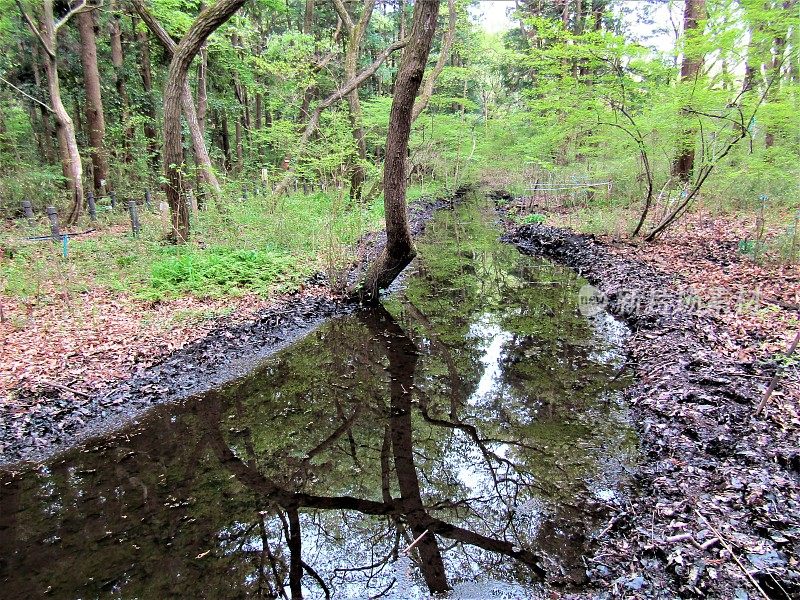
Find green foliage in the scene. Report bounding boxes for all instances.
[148,246,297,299]
[517,213,546,225]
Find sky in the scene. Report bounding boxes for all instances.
[468,0,682,53]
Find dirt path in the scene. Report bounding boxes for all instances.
[504,221,799,599]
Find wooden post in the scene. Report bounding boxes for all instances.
[144,189,152,211]
[21,200,34,225]
[110,190,117,210]
[128,200,141,237]
[87,191,97,221]
[46,206,60,242]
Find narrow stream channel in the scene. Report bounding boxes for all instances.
[0,198,637,599]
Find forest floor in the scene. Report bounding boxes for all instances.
[504,204,799,599]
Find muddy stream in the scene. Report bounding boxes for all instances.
[0,198,638,598]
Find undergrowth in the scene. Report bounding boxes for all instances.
[0,187,384,305]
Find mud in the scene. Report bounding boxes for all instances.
[503,220,799,599]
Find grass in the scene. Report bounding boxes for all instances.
[0,186,385,305]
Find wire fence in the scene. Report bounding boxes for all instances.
[522,165,612,212]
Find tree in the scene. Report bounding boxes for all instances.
[361,0,460,204]
[76,8,109,193]
[353,0,441,303]
[131,0,222,197]
[272,35,408,196]
[671,0,706,182]
[15,0,96,223]
[331,0,376,200]
[161,0,247,242]
[412,0,457,121]
[108,0,132,163]
[135,19,160,173]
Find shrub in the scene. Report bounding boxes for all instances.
[148,247,299,299]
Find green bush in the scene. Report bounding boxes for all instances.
[517,213,546,225]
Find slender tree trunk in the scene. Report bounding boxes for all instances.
[332,0,377,200]
[31,42,55,163]
[219,108,232,171]
[411,0,457,121]
[76,10,109,193]
[254,92,262,130]
[235,112,243,169]
[162,0,246,242]
[353,0,440,302]
[304,0,314,35]
[109,0,133,163]
[197,46,208,136]
[50,56,85,222]
[765,1,791,148]
[136,22,160,173]
[671,0,706,182]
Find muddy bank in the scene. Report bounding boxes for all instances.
[503,222,800,599]
[0,195,455,467]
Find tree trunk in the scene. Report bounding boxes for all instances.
[411,0,457,121]
[235,112,243,169]
[31,42,55,164]
[162,0,246,242]
[671,0,706,182]
[136,22,161,173]
[76,10,109,193]
[304,0,314,35]
[132,0,222,196]
[332,0,377,201]
[197,46,208,136]
[17,0,86,222]
[353,0,440,303]
[109,0,132,164]
[362,0,456,205]
[219,108,232,171]
[254,93,262,130]
[764,1,792,148]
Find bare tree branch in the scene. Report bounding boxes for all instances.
[54,0,102,33]
[0,74,54,112]
[15,0,54,58]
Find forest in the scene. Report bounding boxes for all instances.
[0,0,799,598]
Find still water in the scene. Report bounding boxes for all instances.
[0,199,636,599]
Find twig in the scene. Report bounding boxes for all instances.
[755,330,800,416]
[695,510,770,600]
[39,379,91,398]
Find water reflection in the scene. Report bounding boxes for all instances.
[0,199,635,598]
